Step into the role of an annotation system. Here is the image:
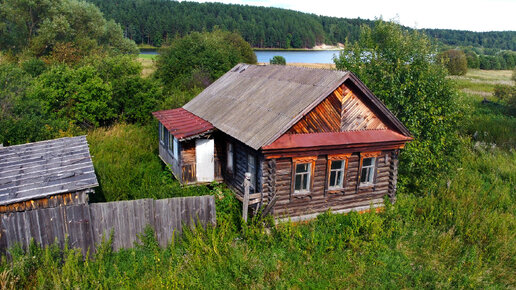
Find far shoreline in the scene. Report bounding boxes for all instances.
[139,43,344,51]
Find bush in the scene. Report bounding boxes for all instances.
[21,58,47,77]
[30,65,115,128]
[438,49,468,75]
[270,55,286,65]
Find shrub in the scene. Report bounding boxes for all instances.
[438,49,468,75]
[270,55,286,65]
[21,58,47,77]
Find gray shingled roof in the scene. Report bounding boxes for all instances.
[183,64,350,150]
[0,136,98,206]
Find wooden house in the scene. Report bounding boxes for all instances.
[153,64,412,220]
[0,136,98,213]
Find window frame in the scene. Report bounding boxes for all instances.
[167,132,174,154]
[173,137,179,160]
[358,152,381,187]
[247,153,256,191]
[327,154,351,192]
[226,142,234,173]
[159,123,165,145]
[291,156,317,196]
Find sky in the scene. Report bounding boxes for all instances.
[184,0,516,32]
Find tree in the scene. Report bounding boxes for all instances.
[438,49,468,75]
[0,0,138,59]
[155,30,256,89]
[270,55,286,65]
[334,20,459,193]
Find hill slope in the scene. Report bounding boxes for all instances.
[86,0,515,50]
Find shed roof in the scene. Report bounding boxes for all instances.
[262,130,413,151]
[152,108,215,141]
[183,64,410,150]
[0,136,98,206]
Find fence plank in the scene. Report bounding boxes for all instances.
[0,195,216,255]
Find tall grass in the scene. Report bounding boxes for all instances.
[1,71,515,288]
[2,146,514,288]
[87,123,213,201]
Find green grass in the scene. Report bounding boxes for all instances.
[86,123,213,202]
[449,69,515,95]
[1,70,515,288]
[138,53,158,60]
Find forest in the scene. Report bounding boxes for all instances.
[85,0,516,51]
[0,0,515,287]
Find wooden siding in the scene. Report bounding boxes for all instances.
[264,150,396,218]
[159,142,182,182]
[288,92,341,133]
[340,84,387,131]
[0,191,89,214]
[287,84,387,134]
[0,196,216,256]
[181,141,196,184]
[179,137,223,185]
[219,134,264,199]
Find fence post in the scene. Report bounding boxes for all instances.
[243,172,251,223]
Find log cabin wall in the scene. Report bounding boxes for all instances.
[264,150,396,218]
[218,134,263,197]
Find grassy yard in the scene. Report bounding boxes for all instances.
[1,69,515,288]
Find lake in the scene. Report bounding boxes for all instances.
[139,49,342,64]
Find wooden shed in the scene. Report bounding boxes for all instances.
[154,64,412,220]
[0,136,98,213]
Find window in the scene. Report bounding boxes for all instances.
[168,133,174,154]
[159,123,165,144]
[226,142,234,172]
[173,138,179,160]
[292,157,316,195]
[329,160,345,189]
[247,154,256,190]
[327,154,350,191]
[360,157,376,185]
[294,163,311,193]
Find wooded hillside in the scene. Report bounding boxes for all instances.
[86,0,515,50]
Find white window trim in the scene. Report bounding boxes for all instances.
[159,123,165,144]
[294,162,312,194]
[247,154,256,190]
[360,157,376,186]
[167,133,174,154]
[173,138,179,160]
[328,160,345,190]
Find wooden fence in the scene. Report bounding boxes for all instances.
[0,195,216,256]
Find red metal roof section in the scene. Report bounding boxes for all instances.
[262,130,413,151]
[152,108,215,140]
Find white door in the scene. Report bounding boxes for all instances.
[196,139,215,182]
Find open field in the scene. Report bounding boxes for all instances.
[1,69,515,288]
[449,69,514,96]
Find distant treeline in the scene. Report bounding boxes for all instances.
[423,29,516,51]
[85,0,515,51]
